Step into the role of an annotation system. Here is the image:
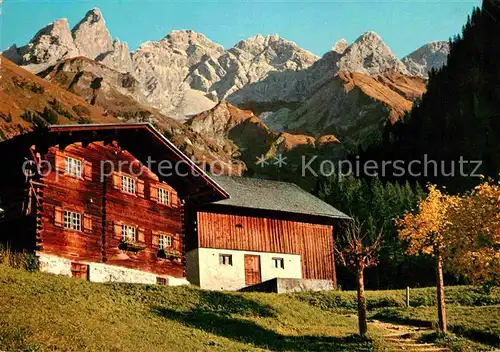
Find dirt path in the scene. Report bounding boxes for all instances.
[370,320,451,352]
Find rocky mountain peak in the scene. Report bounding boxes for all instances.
[403,41,450,77]
[337,30,409,76]
[72,8,113,60]
[81,8,103,24]
[3,17,79,71]
[332,39,348,54]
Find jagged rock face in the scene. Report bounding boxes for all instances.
[188,34,318,104]
[187,101,276,162]
[97,39,134,73]
[72,8,114,60]
[3,7,448,129]
[403,41,450,77]
[131,30,225,118]
[332,39,348,54]
[4,19,79,72]
[3,8,131,76]
[38,57,150,116]
[337,31,409,76]
[262,71,426,152]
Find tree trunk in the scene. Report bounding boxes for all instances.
[357,268,368,337]
[436,252,447,333]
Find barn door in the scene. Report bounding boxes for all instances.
[244,255,261,285]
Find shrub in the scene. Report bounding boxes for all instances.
[49,99,74,120]
[0,112,13,123]
[21,110,48,128]
[0,244,38,272]
[72,105,91,118]
[42,107,58,125]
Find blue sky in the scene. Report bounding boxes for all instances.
[1,0,481,58]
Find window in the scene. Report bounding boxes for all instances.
[219,254,233,266]
[121,224,137,242]
[158,188,170,205]
[65,157,82,178]
[63,210,82,231]
[272,258,285,269]
[158,234,172,249]
[121,175,136,194]
[156,277,168,285]
[71,262,88,279]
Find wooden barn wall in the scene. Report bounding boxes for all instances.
[40,141,184,277]
[197,211,336,282]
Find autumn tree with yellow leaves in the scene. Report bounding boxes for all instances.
[396,185,459,333]
[445,181,500,289]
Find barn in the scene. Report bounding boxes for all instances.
[185,176,350,291]
[0,123,349,290]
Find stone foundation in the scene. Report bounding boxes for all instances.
[37,253,189,286]
[240,278,335,293]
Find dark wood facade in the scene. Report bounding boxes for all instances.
[195,208,337,284]
[0,124,227,280]
[40,142,184,276]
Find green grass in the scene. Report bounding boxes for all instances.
[292,286,500,311]
[373,306,500,350]
[0,266,375,352]
[1,264,499,352]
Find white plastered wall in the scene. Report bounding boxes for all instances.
[187,248,302,291]
[37,252,189,286]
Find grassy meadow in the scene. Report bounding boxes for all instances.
[0,264,499,352]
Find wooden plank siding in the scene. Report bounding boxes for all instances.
[39,141,184,278]
[197,211,336,283]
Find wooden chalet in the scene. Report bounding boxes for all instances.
[186,176,350,291]
[0,123,227,285]
[0,123,349,289]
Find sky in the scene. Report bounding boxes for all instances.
[1,0,482,58]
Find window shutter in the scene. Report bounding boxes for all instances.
[113,221,122,239]
[150,184,159,202]
[152,231,159,247]
[54,150,65,173]
[137,227,145,242]
[83,213,92,233]
[112,172,121,190]
[137,179,145,198]
[54,206,63,227]
[83,161,92,181]
[171,191,179,208]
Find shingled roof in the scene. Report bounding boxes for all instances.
[210,176,350,220]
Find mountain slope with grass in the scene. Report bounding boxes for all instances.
[0,57,243,174]
[0,266,375,352]
[0,57,117,140]
[0,263,498,351]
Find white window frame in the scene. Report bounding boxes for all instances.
[272,257,285,269]
[158,234,173,250]
[121,175,136,195]
[158,188,170,205]
[65,156,82,178]
[121,224,137,242]
[219,254,233,266]
[63,210,82,231]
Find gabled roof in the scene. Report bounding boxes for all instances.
[0,123,228,203]
[209,175,350,220]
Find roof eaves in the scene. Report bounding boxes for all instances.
[49,123,229,200]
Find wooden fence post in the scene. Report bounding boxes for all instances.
[406,286,410,308]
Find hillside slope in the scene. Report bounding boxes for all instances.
[0,57,116,140]
[0,58,243,174]
[263,71,425,150]
[0,266,373,352]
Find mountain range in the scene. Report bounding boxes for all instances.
[1,8,450,179]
